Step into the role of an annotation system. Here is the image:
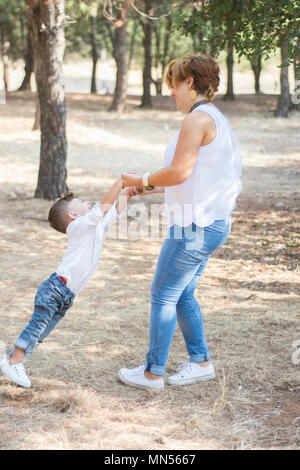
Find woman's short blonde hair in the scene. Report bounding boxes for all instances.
[165,54,220,101]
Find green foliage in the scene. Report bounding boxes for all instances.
[235,0,300,64]
[2,0,298,93]
[64,0,112,58]
[173,0,246,56]
[173,0,300,64]
[0,0,27,62]
[63,0,192,70]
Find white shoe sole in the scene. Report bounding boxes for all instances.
[167,372,216,386]
[117,370,164,391]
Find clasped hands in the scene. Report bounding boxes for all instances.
[121,172,153,197]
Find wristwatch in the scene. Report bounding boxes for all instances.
[142,172,154,191]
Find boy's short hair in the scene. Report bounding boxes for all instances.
[48,193,75,234]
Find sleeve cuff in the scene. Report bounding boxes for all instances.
[94,203,104,220]
[102,201,118,228]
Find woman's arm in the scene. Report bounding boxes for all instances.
[122,112,209,189]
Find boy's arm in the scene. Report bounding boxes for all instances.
[116,188,131,215]
[99,188,132,233]
[99,179,123,215]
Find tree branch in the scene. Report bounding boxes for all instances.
[130,2,171,21]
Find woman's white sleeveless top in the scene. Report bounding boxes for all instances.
[164,104,242,227]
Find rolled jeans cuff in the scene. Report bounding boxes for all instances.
[189,352,211,363]
[13,338,30,351]
[145,363,165,376]
[10,338,36,363]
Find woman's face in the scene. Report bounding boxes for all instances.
[169,77,194,114]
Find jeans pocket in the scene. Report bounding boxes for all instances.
[35,284,50,303]
[204,224,230,253]
[184,225,204,252]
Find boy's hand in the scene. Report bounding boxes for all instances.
[130,186,164,196]
[128,186,144,196]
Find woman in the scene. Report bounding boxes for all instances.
[118,54,242,390]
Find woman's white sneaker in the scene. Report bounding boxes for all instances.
[167,362,215,386]
[0,355,31,388]
[118,364,164,390]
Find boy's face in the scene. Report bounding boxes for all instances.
[68,198,92,220]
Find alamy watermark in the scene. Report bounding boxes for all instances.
[103,200,208,249]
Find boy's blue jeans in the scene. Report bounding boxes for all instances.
[11,273,75,362]
[145,217,231,376]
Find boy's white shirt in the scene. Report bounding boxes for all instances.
[56,202,119,295]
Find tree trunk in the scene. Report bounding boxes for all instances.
[294,40,300,82]
[151,15,171,96]
[152,22,161,95]
[32,74,40,131]
[0,26,9,91]
[140,0,153,109]
[90,7,99,94]
[210,19,217,58]
[275,38,291,117]
[109,5,129,112]
[251,55,262,94]
[0,28,5,103]
[161,15,172,77]
[223,45,234,100]
[152,77,162,95]
[18,31,34,91]
[192,33,199,53]
[106,23,118,65]
[293,39,300,109]
[129,17,138,69]
[193,32,205,53]
[26,0,67,200]
[153,23,160,69]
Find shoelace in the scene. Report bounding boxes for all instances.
[177,362,193,374]
[12,363,25,377]
[130,365,145,375]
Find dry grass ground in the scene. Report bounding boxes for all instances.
[0,91,299,450]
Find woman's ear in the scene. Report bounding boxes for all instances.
[187,76,194,89]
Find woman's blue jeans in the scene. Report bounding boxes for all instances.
[145,216,231,376]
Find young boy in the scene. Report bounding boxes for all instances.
[0,179,131,388]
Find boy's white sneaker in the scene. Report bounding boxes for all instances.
[167,362,215,386]
[118,364,164,390]
[0,355,31,388]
